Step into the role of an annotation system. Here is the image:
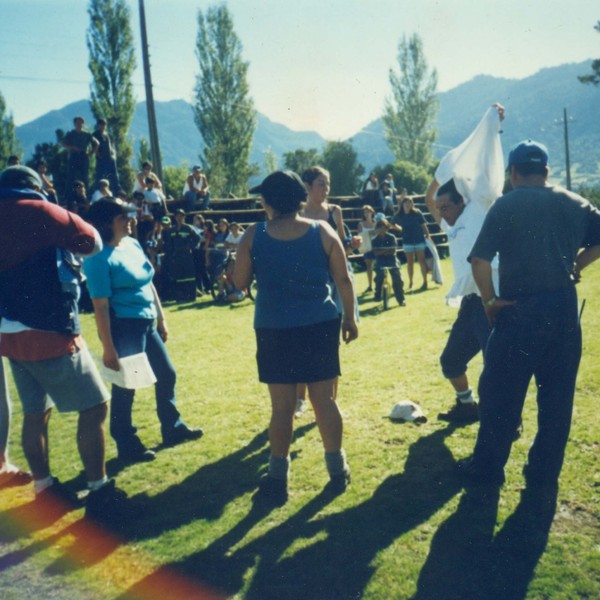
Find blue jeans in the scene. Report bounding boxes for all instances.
[110,316,184,451]
[472,286,581,483]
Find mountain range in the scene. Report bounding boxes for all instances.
[15,59,600,187]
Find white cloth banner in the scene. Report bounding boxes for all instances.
[434,106,505,210]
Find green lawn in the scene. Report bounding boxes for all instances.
[1,258,599,600]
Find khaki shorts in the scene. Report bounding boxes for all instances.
[9,345,109,414]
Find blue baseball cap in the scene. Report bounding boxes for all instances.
[507,139,549,167]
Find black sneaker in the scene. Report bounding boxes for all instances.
[118,444,156,464]
[255,475,288,506]
[85,479,133,525]
[438,400,479,423]
[35,477,83,510]
[326,469,351,496]
[162,425,204,448]
[456,457,505,487]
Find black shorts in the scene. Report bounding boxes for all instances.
[255,317,341,384]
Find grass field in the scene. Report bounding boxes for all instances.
[1,258,599,600]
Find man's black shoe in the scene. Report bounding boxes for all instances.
[118,446,156,464]
[35,477,83,510]
[162,425,204,447]
[438,400,479,423]
[86,479,134,526]
[456,457,505,487]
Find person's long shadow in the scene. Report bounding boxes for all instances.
[413,483,558,600]
[121,424,462,599]
[119,423,316,540]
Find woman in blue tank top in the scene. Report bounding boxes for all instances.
[234,170,358,504]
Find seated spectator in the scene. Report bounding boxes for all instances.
[225,222,244,252]
[182,165,210,211]
[134,161,163,194]
[362,172,383,212]
[216,255,245,303]
[66,180,90,216]
[142,177,167,221]
[7,155,20,166]
[205,218,230,282]
[380,181,395,215]
[33,160,58,204]
[91,179,112,204]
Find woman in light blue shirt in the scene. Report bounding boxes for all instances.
[84,198,203,464]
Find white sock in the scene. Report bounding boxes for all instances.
[88,476,109,491]
[34,475,54,494]
[457,389,476,404]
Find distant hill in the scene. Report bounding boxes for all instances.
[15,60,600,187]
[351,60,600,187]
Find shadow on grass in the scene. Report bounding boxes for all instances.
[119,423,316,540]
[120,424,462,600]
[413,484,558,600]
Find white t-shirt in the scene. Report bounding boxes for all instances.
[435,106,504,306]
[441,201,498,306]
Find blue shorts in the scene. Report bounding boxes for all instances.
[403,242,426,253]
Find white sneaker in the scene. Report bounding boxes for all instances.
[295,398,307,417]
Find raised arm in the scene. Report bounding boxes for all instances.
[425,179,442,226]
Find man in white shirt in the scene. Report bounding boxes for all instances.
[425,104,504,423]
[183,165,210,211]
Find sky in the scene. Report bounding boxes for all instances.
[0,0,598,140]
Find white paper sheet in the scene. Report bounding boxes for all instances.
[102,352,157,389]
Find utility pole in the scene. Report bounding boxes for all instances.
[139,0,162,183]
[562,107,572,191]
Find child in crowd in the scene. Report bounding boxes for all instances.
[371,219,406,307]
[217,255,245,303]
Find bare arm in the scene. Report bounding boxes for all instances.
[151,283,168,342]
[232,226,256,290]
[574,245,600,281]
[91,297,120,371]
[320,223,358,344]
[471,256,514,325]
[425,179,442,226]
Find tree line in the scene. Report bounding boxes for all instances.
[1,4,598,200]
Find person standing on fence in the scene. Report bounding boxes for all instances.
[458,139,600,487]
[425,104,505,424]
[234,170,358,505]
[61,116,99,193]
[92,118,120,194]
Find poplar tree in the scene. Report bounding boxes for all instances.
[194,5,257,196]
[87,0,136,191]
[579,21,600,86]
[0,91,21,169]
[321,141,365,195]
[383,34,438,168]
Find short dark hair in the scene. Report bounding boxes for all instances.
[512,163,548,178]
[436,179,463,205]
